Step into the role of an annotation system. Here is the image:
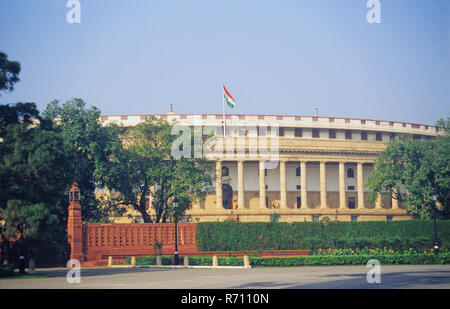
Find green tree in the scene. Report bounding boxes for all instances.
[0,102,40,137]
[42,98,124,222]
[0,108,73,263]
[103,116,213,223]
[368,120,450,219]
[0,52,21,95]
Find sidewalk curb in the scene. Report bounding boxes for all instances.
[109,265,252,269]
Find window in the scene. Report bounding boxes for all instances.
[347,168,354,178]
[361,131,368,140]
[279,128,285,137]
[351,215,358,222]
[312,129,320,138]
[390,133,396,140]
[294,128,303,137]
[296,185,301,190]
[376,132,382,141]
[296,167,301,176]
[258,126,266,136]
[222,166,229,176]
[347,186,355,191]
[264,168,267,176]
[386,215,393,221]
[312,215,320,223]
[348,197,356,209]
[329,129,336,139]
[296,197,301,209]
[265,196,269,208]
[345,130,352,140]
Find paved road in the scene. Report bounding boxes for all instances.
[1,265,450,289]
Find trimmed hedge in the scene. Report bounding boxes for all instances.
[196,220,450,252]
[126,253,450,267]
[248,253,450,267]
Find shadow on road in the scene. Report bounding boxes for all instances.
[231,270,450,289]
[36,267,168,278]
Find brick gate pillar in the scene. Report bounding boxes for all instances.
[67,183,84,261]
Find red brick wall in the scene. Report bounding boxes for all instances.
[82,223,197,261]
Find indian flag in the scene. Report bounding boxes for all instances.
[223,85,235,108]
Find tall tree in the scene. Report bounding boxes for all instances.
[42,98,124,222]
[367,120,450,219]
[0,102,42,138]
[103,116,213,223]
[0,105,73,263]
[0,52,21,95]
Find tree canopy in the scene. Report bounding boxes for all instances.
[0,103,73,263]
[42,98,124,222]
[102,116,214,223]
[368,118,450,219]
[0,52,21,95]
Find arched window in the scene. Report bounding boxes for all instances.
[296,167,301,177]
[347,168,354,178]
[222,166,229,177]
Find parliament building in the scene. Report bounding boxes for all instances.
[100,111,437,223]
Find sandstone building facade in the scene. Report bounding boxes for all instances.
[100,112,437,223]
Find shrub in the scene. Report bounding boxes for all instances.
[248,252,450,267]
[196,220,450,252]
[0,264,15,277]
[125,252,450,267]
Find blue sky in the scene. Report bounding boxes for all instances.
[0,0,448,125]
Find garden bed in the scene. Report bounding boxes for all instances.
[125,252,450,267]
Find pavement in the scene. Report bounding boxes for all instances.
[1,265,450,289]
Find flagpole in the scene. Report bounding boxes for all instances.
[222,84,226,138]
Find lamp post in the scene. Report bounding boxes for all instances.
[173,197,179,265]
[432,191,439,256]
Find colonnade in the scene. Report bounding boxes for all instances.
[215,160,398,210]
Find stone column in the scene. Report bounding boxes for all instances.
[237,160,245,209]
[259,160,266,209]
[339,162,346,209]
[392,188,399,209]
[375,192,382,209]
[300,161,308,208]
[357,162,364,208]
[216,160,222,209]
[280,160,287,209]
[319,161,327,209]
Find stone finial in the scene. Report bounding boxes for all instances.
[167,104,175,115]
[212,255,218,268]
